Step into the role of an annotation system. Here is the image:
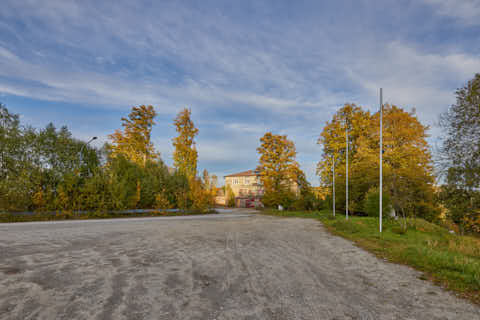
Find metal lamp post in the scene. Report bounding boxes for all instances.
[79,136,97,165]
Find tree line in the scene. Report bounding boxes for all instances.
[252,73,479,233]
[0,105,216,213]
[0,73,478,232]
[313,73,480,233]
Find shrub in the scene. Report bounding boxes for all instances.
[155,192,171,209]
[262,189,296,209]
[415,200,442,223]
[391,226,407,235]
[189,178,210,212]
[363,187,391,217]
[225,184,236,207]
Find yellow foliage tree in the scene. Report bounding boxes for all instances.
[32,189,46,211]
[317,104,372,212]
[189,177,210,212]
[108,105,159,167]
[172,108,198,180]
[202,169,218,206]
[257,132,301,207]
[317,103,437,219]
[373,105,436,220]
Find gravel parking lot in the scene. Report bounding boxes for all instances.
[0,210,479,320]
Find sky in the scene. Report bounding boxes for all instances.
[1,0,479,185]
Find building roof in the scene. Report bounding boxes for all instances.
[224,170,258,178]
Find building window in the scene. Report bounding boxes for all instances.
[245,178,249,185]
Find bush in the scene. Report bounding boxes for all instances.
[415,200,442,223]
[189,178,210,212]
[155,192,171,209]
[291,192,320,211]
[262,189,296,209]
[391,226,407,235]
[363,187,391,217]
[225,185,236,207]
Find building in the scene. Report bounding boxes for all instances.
[221,169,299,208]
[224,170,264,208]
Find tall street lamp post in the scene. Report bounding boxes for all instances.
[79,136,97,166]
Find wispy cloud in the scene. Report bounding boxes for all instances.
[423,0,480,26]
[1,0,478,184]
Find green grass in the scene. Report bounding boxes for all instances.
[0,210,216,223]
[260,209,480,305]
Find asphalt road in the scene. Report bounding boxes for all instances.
[0,210,478,320]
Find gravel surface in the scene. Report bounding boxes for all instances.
[0,211,478,320]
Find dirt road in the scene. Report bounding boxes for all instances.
[0,211,478,319]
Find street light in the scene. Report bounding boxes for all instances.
[79,136,97,164]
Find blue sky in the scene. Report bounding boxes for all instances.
[1,0,479,185]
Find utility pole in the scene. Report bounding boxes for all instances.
[346,119,349,220]
[379,88,383,233]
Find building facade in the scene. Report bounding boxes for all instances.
[222,169,299,208]
[224,170,264,208]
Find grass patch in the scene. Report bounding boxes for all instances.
[260,209,480,305]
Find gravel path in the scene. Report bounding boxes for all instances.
[0,212,478,319]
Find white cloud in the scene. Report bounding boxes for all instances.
[423,0,480,25]
[1,0,479,185]
[345,41,480,127]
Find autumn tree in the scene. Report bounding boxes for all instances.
[317,104,372,212]
[317,103,437,221]
[109,105,159,167]
[172,108,198,180]
[439,73,480,232]
[202,169,218,206]
[377,105,437,221]
[257,132,302,208]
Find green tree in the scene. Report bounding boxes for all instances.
[440,73,480,232]
[0,103,22,181]
[363,187,391,217]
[172,108,198,180]
[0,104,28,211]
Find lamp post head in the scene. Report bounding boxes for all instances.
[92,136,98,140]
